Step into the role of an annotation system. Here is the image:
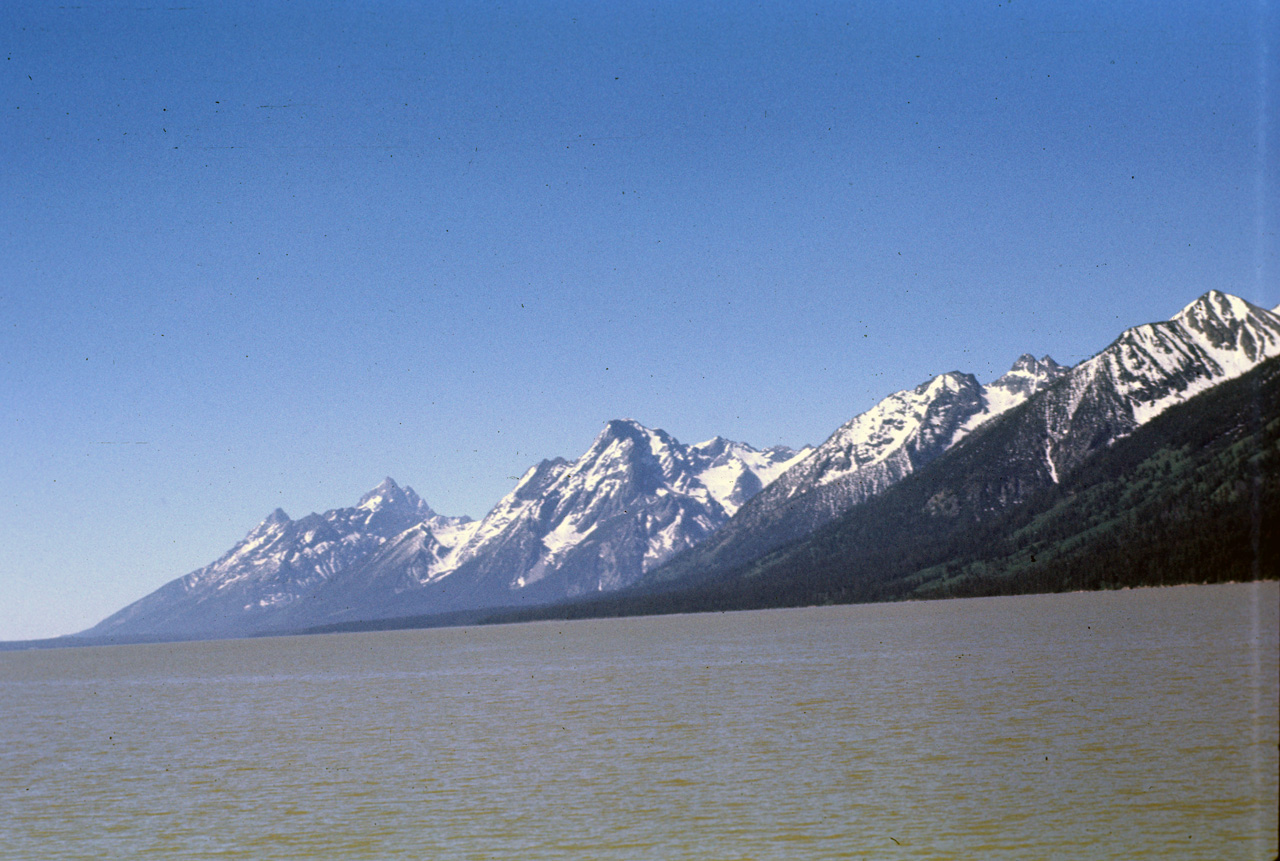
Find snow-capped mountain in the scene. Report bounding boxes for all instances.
[78,290,1279,642]
[448,423,806,583]
[767,354,1068,512]
[85,478,472,639]
[84,429,807,638]
[647,290,1280,587]
[648,355,1068,582]
[1036,290,1280,482]
[958,354,1068,436]
[294,422,809,624]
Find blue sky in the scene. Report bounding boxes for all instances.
[3,1,1276,640]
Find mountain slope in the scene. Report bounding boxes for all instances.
[647,291,1280,587]
[647,355,1068,584]
[82,426,806,639]
[483,354,1279,624]
[285,422,808,627]
[84,479,472,639]
[704,353,1280,606]
[1038,290,1280,482]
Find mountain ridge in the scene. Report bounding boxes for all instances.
[85,427,809,638]
[75,290,1280,643]
[644,290,1280,589]
[290,354,1280,635]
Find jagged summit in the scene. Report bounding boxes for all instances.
[603,417,648,434]
[293,420,811,619]
[1172,290,1280,362]
[969,354,1070,428]
[1005,354,1063,376]
[263,507,291,526]
[590,418,679,461]
[690,435,731,456]
[356,476,433,517]
[357,476,402,506]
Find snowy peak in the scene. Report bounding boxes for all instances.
[348,476,444,537]
[969,353,1070,428]
[510,458,572,501]
[780,371,985,496]
[1177,289,1258,328]
[239,507,292,544]
[1019,290,1280,484]
[1174,290,1280,362]
[690,435,732,459]
[357,477,403,510]
[262,507,291,528]
[595,417,660,446]
[1004,353,1064,381]
[427,419,807,597]
[690,436,812,516]
[1078,291,1280,426]
[356,477,433,517]
[921,370,977,397]
[581,419,693,492]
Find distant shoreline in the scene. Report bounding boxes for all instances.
[5,578,1274,654]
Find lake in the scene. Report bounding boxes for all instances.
[1,582,1276,860]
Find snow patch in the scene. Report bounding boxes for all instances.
[542,517,596,557]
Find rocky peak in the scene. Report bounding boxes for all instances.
[1174,290,1280,361]
[354,477,432,517]
[987,354,1069,403]
[244,507,292,539]
[919,371,979,397]
[691,435,731,459]
[1006,353,1064,377]
[358,476,402,509]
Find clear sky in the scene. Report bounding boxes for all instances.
[3,1,1276,641]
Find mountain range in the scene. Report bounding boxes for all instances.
[87,424,808,638]
[78,290,1280,642]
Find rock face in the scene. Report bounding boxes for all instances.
[83,291,1280,641]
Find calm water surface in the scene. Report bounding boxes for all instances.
[2,582,1276,860]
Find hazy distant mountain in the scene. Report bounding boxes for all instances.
[84,428,806,639]
[84,478,472,639]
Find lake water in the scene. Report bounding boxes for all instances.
[1,582,1276,860]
